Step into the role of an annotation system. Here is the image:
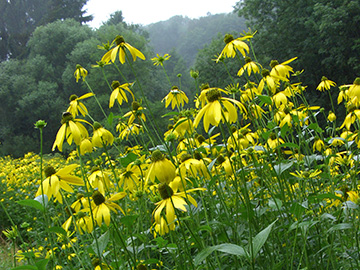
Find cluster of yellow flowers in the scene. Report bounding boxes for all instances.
[3,31,360,269]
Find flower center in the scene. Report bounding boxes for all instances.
[151,150,165,162]
[111,80,121,89]
[270,60,279,68]
[92,190,106,205]
[69,94,78,101]
[224,34,234,44]
[158,183,174,199]
[44,165,56,178]
[206,88,222,102]
[114,35,125,45]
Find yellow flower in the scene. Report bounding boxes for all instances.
[74,64,88,82]
[92,122,114,148]
[317,76,336,91]
[118,163,141,192]
[109,81,134,107]
[347,78,360,100]
[258,69,279,94]
[35,164,84,204]
[267,133,285,149]
[270,57,297,79]
[290,169,322,179]
[88,167,113,194]
[123,101,146,125]
[146,150,176,185]
[162,86,189,110]
[193,88,246,132]
[79,138,93,155]
[91,191,126,227]
[66,93,94,117]
[152,182,205,233]
[313,138,325,152]
[101,35,145,64]
[217,34,249,61]
[52,112,90,152]
[238,57,260,77]
[117,123,143,140]
[327,111,336,122]
[151,53,171,66]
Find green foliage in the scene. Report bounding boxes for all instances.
[146,13,247,67]
[0,0,92,61]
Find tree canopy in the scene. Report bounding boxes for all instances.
[0,0,92,61]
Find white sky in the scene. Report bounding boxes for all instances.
[85,0,238,28]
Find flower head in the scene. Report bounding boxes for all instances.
[193,88,247,132]
[91,190,126,227]
[52,112,90,152]
[162,86,189,110]
[67,93,94,117]
[146,150,176,185]
[74,64,88,82]
[151,53,171,66]
[101,35,145,64]
[109,81,134,107]
[317,76,336,91]
[217,34,249,61]
[92,122,114,148]
[35,164,84,204]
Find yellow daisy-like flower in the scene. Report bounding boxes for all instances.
[327,111,336,122]
[217,34,249,61]
[66,93,94,117]
[162,86,189,110]
[313,138,325,152]
[151,53,171,66]
[92,122,114,148]
[91,191,126,227]
[117,122,143,140]
[123,101,146,125]
[238,57,260,77]
[316,76,336,91]
[152,182,205,233]
[347,78,360,100]
[88,167,113,194]
[118,163,141,192]
[258,69,279,95]
[267,132,285,149]
[109,81,134,107]
[146,150,176,185]
[74,64,88,82]
[270,57,297,79]
[35,164,84,204]
[193,88,246,133]
[101,35,145,64]
[52,112,90,152]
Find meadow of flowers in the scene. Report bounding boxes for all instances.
[1,30,360,270]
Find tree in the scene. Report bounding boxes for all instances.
[235,0,360,88]
[0,0,92,61]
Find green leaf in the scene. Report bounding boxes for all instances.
[273,161,293,175]
[328,223,353,232]
[308,193,340,203]
[11,265,38,270]
[194,243,248,266]
[290,203,306,219]
[249,219,277,258]
[120,215,138,228]
[162,111,179,118]
[35,259,49,270]
[47,226,67,236]
[91,230,110,257]
[17,199,44,212]
[280,122,290,137]
[107,112,114,126]
[119,152,138,167]
[268,198,282,209]
[307,123,323,133]
[258,95,272,105]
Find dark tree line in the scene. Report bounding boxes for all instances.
[0,0,92,61]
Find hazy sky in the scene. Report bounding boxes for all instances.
[85,0,238,28]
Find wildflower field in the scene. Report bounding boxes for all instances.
[1,30,360,270]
